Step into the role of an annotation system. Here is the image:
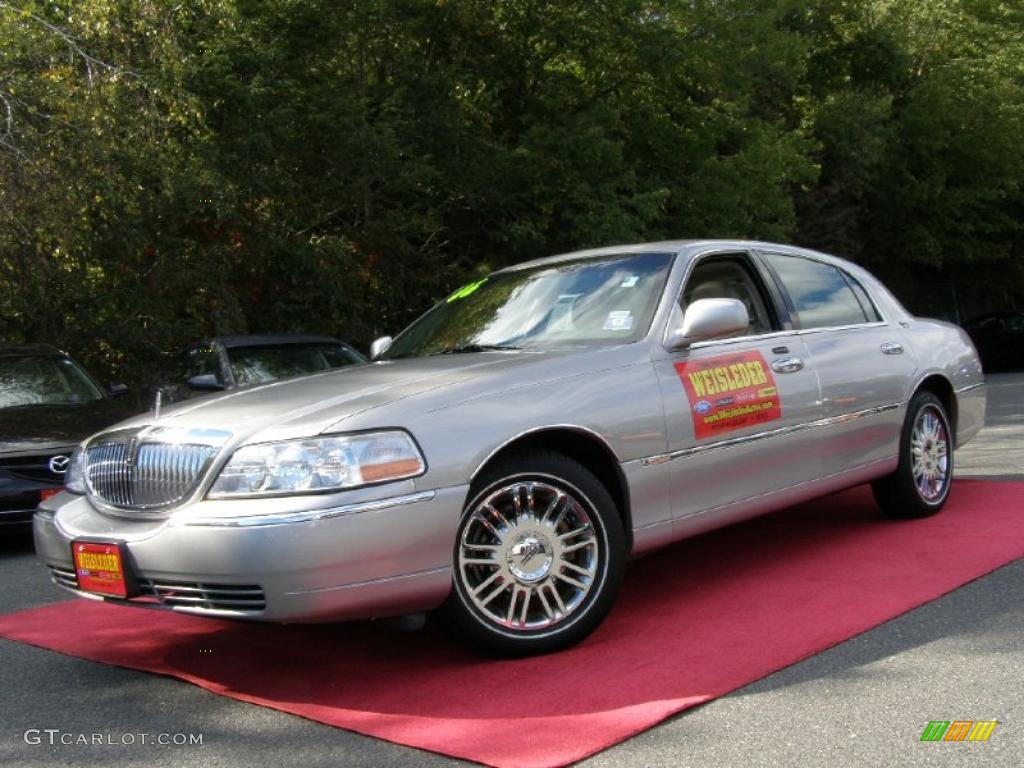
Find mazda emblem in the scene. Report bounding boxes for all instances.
[48,455,71,475]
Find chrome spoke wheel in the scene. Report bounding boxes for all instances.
[458,480,600,632]
[872,391,953,520]
[910,405,950,502]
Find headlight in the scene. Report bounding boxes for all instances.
[207,431,425,498]
[64,446,87,494]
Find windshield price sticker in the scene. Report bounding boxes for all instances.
[603,310,634,331]
[675,351,782,439]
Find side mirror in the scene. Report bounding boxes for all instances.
[108,382,129,396]
[369,336,394,360]
[186,373,225,391]
[665,298,749,351]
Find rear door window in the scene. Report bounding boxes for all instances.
[763,254,869,329]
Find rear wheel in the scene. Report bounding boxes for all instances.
[872,391,953,518]
[443,449,625,657]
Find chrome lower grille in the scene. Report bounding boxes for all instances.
[137,578,266,611]
[85,440,218,510]
[48,566,266,612]
[48,564,78,590]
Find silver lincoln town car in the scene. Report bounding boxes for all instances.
[35,240,986,655]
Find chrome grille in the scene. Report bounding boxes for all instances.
[0,453,69,482]
[85,440,218,510]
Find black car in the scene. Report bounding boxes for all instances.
[0,344,135,526]
[964,312,1024,372]
[162,334,368,401]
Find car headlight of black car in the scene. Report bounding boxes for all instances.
[207,431,426,498]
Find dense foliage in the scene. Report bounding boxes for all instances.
[2,0,1022,389]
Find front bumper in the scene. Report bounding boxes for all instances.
[1,507,37,527]
[34,484,469,622]
[1,474,58,527]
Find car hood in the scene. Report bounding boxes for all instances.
[0,399,134,455]
[109,349,624,446]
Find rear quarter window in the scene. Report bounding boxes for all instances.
[846,274,882,322]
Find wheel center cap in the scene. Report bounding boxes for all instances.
[507,533,554,583]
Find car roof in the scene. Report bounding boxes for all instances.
[196,334,346,350]
[0,343,65,358]
[493,239,844,273]
[492,240,700,273]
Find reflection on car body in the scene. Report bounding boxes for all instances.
[35,241,986,656]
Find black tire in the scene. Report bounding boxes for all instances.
[872,390,954,519]
[441,448,626,657]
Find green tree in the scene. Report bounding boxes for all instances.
[1,0,1022,390]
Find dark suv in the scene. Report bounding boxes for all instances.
[162,334,367,401]
[964,312,1024,372]
[0,344,135,526]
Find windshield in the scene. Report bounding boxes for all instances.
[0,355,105,408]
[228,343,366,386]
[384,251,674,359]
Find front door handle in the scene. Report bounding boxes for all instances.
[771,357,804,373]
[880,341,904,355]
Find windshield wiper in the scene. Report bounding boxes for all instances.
[428,343,521,356]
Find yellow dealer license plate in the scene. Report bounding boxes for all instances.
[71,541,128,598]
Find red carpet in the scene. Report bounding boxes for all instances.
[2,481,1022,767]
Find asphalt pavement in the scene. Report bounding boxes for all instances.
[1,374,1021,768]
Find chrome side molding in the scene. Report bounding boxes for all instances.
[641,403,902,466]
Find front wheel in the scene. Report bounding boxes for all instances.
[442,449,625,657]
[872,391,954,518]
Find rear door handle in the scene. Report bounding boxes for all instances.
[771,357,804,373]
[880,341,904,355]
